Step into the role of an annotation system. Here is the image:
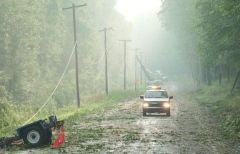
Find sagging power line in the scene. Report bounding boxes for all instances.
[136,55,153,81]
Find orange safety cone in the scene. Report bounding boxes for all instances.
[51,127,65,149]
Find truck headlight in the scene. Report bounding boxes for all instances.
[163,102,170,108]
[143,103,149,107]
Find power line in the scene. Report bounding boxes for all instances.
[22,43,77,125]
[136,55,153,81]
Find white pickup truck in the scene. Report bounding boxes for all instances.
[140,89,173,116]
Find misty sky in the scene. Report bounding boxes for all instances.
[115,0,161,22]
[115,0,168,72]
[115,0,191,76]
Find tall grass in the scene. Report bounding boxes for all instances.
[0,90,137,137]
[191,82,240,138]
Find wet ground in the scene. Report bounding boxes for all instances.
[60,95,240,153]
[3,90,240,153]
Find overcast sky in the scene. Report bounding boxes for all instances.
[115,0,161,22]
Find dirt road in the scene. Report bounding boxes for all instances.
[6,90,240,154]
[59,94,239,154]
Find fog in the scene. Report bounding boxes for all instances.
[1,0,240,152]
[115,0,195,83]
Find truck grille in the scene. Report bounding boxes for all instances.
[148,102,163,107]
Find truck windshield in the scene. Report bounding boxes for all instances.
[145,91,168,98]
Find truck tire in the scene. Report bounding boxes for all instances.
[22,126,46,147]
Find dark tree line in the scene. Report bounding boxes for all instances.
[160,0,240,86]
[0,0,131,105]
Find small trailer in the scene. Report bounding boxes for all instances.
[0,115,64,148]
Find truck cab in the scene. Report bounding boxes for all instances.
[140,89,173,116]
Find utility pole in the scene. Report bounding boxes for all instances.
[139,52,143,85]
[99,27,113,95]
[119,40,131,90]
[144,55,148,86]
[133,48,140,92]
[63,3,86,108]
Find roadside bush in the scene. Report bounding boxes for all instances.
[193,82,240,138]
[0,90,137,136]
[0,98,20,134]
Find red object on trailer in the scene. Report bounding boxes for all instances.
[51,127,65,149]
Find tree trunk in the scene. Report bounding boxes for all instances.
[207,67,212,86]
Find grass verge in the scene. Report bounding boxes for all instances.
[0,90,138,137]
[189,82,240,138]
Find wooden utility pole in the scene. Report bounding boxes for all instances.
[139,52,143,85]
[99,27,113,95]
[119,40,131,90]
[144,55,148,86]
[63,3,86,108]
[133,48,140,92]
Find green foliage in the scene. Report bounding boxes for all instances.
[196,0,240,68]
[160,0,240,84]
[192,83,240,138]
[0,90,136,136]
[122,131,140,142]
[0,98,30,135]
[0,0,133,137]
[159,0,201,78]
[0,0,132,103]
[161,0,240,138]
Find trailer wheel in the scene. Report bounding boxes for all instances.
[22,126,45,147]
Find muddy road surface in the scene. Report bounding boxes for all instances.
[61,95,239,153]
[6,92,240,154]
